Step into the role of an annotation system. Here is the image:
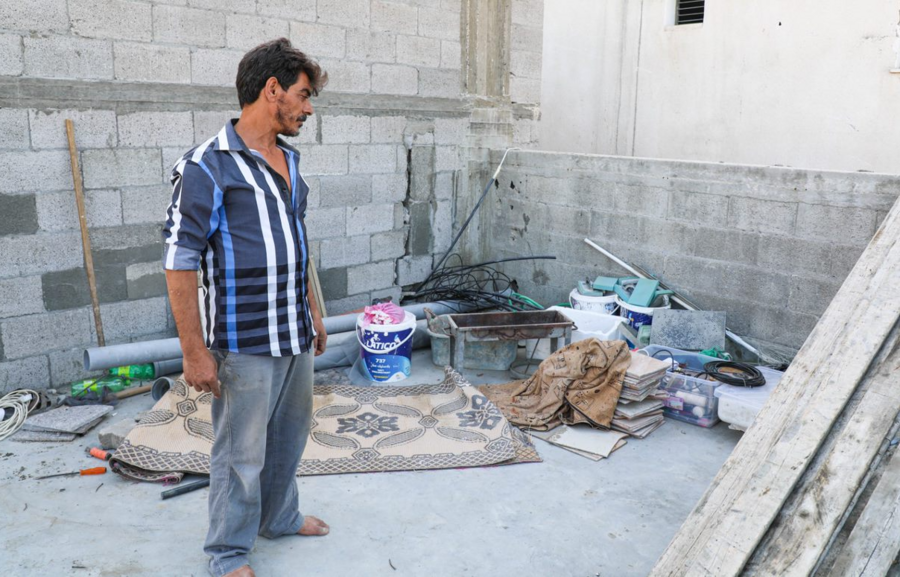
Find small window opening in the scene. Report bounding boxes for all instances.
[676,0,704,25]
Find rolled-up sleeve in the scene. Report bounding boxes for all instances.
[162,160,221,271]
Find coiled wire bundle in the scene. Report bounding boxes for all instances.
[0,389,39,442]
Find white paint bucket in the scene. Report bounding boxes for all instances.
[568,288,618,315]
[616,295,671,330]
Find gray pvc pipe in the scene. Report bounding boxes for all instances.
[153,358,183,377]
[85,302,460,370]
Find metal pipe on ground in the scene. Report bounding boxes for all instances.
[85,304,461,371]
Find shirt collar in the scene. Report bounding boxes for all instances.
[214,119,301,156]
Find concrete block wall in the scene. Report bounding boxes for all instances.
[0,0,545,392]
[483,149,900,354]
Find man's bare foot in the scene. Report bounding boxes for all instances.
[223,565,255,577]
[298,515,330,536]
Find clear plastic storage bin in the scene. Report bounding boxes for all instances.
[714,366,785,431]
[637,345,724,428]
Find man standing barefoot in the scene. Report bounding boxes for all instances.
[162,38,330,577]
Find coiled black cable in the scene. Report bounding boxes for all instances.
[704,361,766,388]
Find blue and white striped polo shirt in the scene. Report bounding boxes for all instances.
[162,120,314,357]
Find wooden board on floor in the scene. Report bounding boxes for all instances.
[649,195,900,576]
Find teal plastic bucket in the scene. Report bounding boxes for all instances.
[356,311,417,383]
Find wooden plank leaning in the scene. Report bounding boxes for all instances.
[649,196,900,576]
[824,448,900,576]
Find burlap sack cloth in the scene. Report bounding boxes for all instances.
[481,338,631,430]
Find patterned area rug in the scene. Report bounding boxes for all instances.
[111,368,540,482]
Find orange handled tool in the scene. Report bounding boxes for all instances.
[36,467,107,480]
[87,447,113,461]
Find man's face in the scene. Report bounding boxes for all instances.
[275,72,315,137]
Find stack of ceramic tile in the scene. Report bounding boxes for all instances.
[612,354,670,438]
[529,426,628,461]
[619,354,669,402]
[612,397,665,438]
[12,405,113,442]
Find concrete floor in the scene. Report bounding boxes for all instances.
[0,349,743,577]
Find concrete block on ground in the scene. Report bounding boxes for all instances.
[100,297,169,342]
[114,42,191,84]
[126,262,167,300]
[0,0,69,33]
[372,173,408,204]
[118,111,194,148]
[153,5,225,47]
[372,0,418,35]
[290,22,346,59]
[317,59,370,93]
[305,207,346,239]
[98,418,136,450]
[0,109,29,149]
[0,232,84,278]
[29,109,117,150]
[347,260,395,293]
[397,35,441,68]
[83,149,163,188]
[24,36,113,80]
[0,357,50,394]
[317,266,348,300]
[795,204,876,245]
[299,145,349,176]
[191,49,243,86]
[0,34,23,76]
[440,40,461,69]
[349,145,398,174]
[0,194,38,235]
[419,68,460,98]
[371,230,407,261]
[347,204,396,235]
[0,276,44,319]
[371,64,418,95]
[1,308,93,359]
[418,8,460,41]
[319,175,372,207]
[42,265,128,311]
[36,189,122,232]
[509,77,541,104]
[69,0,152,41]
[0,150,71,193]
[346,30,395,63]
[317,0,370,28]
[320,235,371,268]
[728,196,796,236]
[398,255,432,286]
[649,310,727,351]
[322,115,370,144]
[122,184,176,226]
[226,14,289,49]
[258,0,316,21]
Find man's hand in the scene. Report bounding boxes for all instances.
[313,315,327,356]
[183,348,221,398]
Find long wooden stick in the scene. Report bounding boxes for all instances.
[65,119,105,346]
[308,252,327,318]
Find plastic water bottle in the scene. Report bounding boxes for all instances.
[71,376,131,397]
[108,364,155,380]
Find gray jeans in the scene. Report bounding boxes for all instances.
[204,349,315,577]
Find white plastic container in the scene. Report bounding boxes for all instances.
[526,306,629,359]
[714,366,785,431]
[568,289,619,315]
